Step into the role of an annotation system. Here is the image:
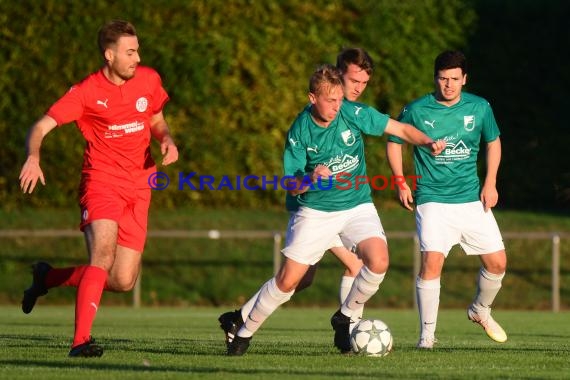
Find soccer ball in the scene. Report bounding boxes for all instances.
[349,319,393,357]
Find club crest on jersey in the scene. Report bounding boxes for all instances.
[341,130,356,146]
[136,97,148,112]
[464,115,475,131]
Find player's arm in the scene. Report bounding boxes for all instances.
[384,119,445,155]
[149,111,178,166]
[387,141,414,211]
[19,115,58,194]
[480,137,501,211]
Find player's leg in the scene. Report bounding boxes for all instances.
[416,251,444,349]
[69,219,116,357]
[467,250,507,342]
[227,206,335,355]
[414,202,457,349]
[460,201,507,343]
[296,263,318,292]
[332,203,387,352]
[227,258,307,355]
[329,245,363,332]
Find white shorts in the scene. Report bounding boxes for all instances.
[283,203,386,265]
[416,201,505,257]
[285,212,344,250]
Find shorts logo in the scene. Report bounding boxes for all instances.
[82,209,88,222]
[341,130,356,146]
[136,97,148,112]
[464,115,475,131]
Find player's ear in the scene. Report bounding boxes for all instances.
[462,74,467,86]
[308,92,317,105]
[104,48,114,63]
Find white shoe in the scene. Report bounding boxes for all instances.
[467,307,507,343]
[416,336,437,349]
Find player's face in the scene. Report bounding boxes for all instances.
[107,35,140,82]
[434,67,466,106]
[309,84,344,127]
[342,63,370,101]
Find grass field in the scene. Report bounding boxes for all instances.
[1,306,568,379]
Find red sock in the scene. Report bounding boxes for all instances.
[45,265,110,290]
[46,266,87,288]
[72,266,108,347]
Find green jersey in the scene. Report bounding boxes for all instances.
[389,92,500,205]
[284,101,389,212]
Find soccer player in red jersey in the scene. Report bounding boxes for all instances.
[18,20,178,357]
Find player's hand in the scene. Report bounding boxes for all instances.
[311,164,332,183]
[427,140,446,156]
[160,137,178,166]
[19,156,45,194]
[396,181,414,211]
[480,184,498,212]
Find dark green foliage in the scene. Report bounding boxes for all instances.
[0,0,567,211]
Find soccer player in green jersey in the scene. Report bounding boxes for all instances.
[225,64,444,356]
[219,49,373,345]
[387,50,507,349]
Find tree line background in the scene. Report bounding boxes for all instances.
[1,0,568,212]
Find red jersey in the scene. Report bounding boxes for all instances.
[47,66,169,188]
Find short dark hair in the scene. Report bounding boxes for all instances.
[97,20,137,56]
[434,50,467,76]
[336,47,374,75]
[309,64,343,95]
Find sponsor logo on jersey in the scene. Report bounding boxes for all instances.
[442,140,471,158]
[464,115,475,131]
[324,153,360,174]
[341,130,356,146]
[136,97,148,112]
[104,121,145,138]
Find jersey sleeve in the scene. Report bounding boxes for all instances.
[481,102,500,142]
[46,85,85,126]
[342,101,389,137]
[283,122,307,178]
[146,69,169,114]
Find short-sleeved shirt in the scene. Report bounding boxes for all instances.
[47,66,169,189]
[388,92,500,205]
[283,100,389,212]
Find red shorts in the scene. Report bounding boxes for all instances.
[79,180,151,252]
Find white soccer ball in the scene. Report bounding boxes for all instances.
[349,318,393,357]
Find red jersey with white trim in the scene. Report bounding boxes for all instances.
[47,66,169,188]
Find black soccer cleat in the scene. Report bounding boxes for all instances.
[218,309,244,347]
[226,335,251,356]
[68,338,103,358]
[22,261,52,314]
[330,309,352,353]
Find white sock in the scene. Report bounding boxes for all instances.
[240,290,260,322]
[340,266,384,317]
[238,278,294,338]
[471,267,505,313]
[416,276,440,339]
[340,276,362,333]
[339,276,354,304]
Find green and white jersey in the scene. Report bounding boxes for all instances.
[284,101,389,212]
[388,92,500,205]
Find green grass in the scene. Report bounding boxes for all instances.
[0,306,568,379]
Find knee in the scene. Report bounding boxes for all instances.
[106,276,137,292]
